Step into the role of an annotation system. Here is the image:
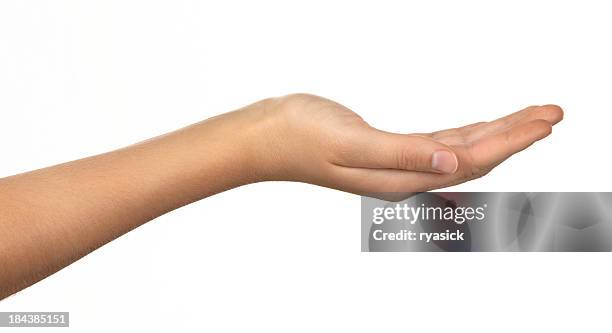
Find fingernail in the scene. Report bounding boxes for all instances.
[431,150,458,174]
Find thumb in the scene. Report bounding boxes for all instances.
[337,128,459,174]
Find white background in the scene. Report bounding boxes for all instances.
[1,1,611,332]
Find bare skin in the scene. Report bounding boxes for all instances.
[0,94,563,299]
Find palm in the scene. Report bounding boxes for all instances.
[427,105,562,179]
[327,103,562,194]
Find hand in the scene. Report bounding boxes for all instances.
[253,94,563,195]
[0,93,563,298]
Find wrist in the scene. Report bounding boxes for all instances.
[195,97,286,185]
[215,94,323,185]
[235,94,334,184]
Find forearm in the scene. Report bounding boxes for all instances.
[0,101,270,298]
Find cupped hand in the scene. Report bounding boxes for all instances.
[254,94,563,196]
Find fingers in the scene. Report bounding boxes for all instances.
[464,104,563,141]
[494,104,564,126]
[324,106,561,196]
[333,128,459,174]
[469,119,553,168]
[326,120,552,195]
[430,105,563,143]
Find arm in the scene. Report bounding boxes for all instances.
[0,94,563,298]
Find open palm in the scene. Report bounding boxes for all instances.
[268,94,563,196]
